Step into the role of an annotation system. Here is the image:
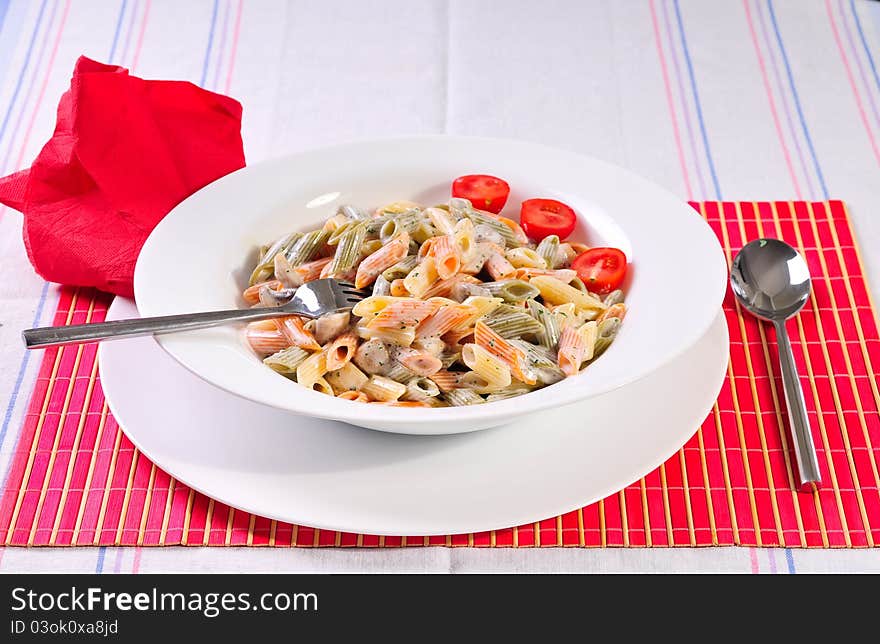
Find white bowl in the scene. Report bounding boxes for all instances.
[134,136,727,434]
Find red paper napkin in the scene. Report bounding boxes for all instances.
[0,56,245,297]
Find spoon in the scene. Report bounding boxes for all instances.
[730,238,821,492]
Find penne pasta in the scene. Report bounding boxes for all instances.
[425,207,455,235]
[360,375,407,402]
[428,234,461,280]
[296,350,328,389]
[474,321,537,385]
[263,346,310,374]
[482,279,541,303]
[462,344,512,392]
[556,325,587,377]
[403,256,439,298]
[529,275,607,313]
[381,254,419,282]
[242,280,283,305]
[274,316,321,351]
[325,362,369,394]
[285,229,330,267]
[325,331,359,370]
[535,235,560,269]
[415,303,478,340]
[444,388,485,406]
[505,247,547,269]
[246,321,291,356]
[354,231,410,288]
[484,251,517,280]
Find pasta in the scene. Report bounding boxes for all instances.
[243,194,627,406]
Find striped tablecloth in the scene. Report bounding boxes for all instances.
[1,0,879,573]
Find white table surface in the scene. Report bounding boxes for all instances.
[1,0,879,573]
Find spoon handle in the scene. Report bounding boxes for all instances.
[774,319,822,492]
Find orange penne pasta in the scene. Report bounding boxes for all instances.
[474,321,537,384]
[557,325,587,376]
[366,299,441,329]
[245,321,290,355]
[242,280,283,304]
[598,303,627,322]
[484,252,516,280]
[319,259,356,282]
[512,267,577,283]
[273,315,321,350]
[418,237,438,259]
[354,232,410,288]
[337,390,370,402]
[428,369,465,392]
[428,234,461,280]
[394,347,443,376]
[415,304,478,340]
[325,331,359,370]
[294,257,332,283]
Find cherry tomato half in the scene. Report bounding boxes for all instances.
[452,174,510,214]
[519,198,577,241]
[571,247,628,295]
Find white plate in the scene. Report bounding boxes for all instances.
[98,298,728,535]
[134,136,728,434]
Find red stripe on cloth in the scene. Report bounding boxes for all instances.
[1,201,878,548]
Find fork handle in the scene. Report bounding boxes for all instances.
[23,306,298,349]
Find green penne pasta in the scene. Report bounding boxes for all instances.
[327,220,355,245]
[447,197,472,220]
[248,231,301,285]
[526,299,560,348]
[363,214,391,236]
[535,235,560,269]
[339,204,369,220]
[444,388,486,406]
[592,317,622,358]
[466,209,521,247]
[263,346,310,375]
[380,208,423,242]
[484,383,535,402]
[383,361,416,383]
[482,279,541,303]
[284,229,330,267]
[381,254,419,281]
[326,222,367,275]
[603,289,625,306]
[483,304,544,339]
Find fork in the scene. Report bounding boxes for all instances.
[22,278,370,349]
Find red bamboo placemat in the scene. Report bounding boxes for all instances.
[1,201,878,548]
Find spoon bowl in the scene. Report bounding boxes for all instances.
[730,238,811,322]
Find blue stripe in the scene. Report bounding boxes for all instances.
[107,0,127,64]
[95,546,107,573]
[850,0,880,98]
[785,547,796,574]
[199,0,219,87]
[766,0,829,198]
[0,282,50,461]
[672,0,722,200]
[0,0,12,33]
[0,0,49,149]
